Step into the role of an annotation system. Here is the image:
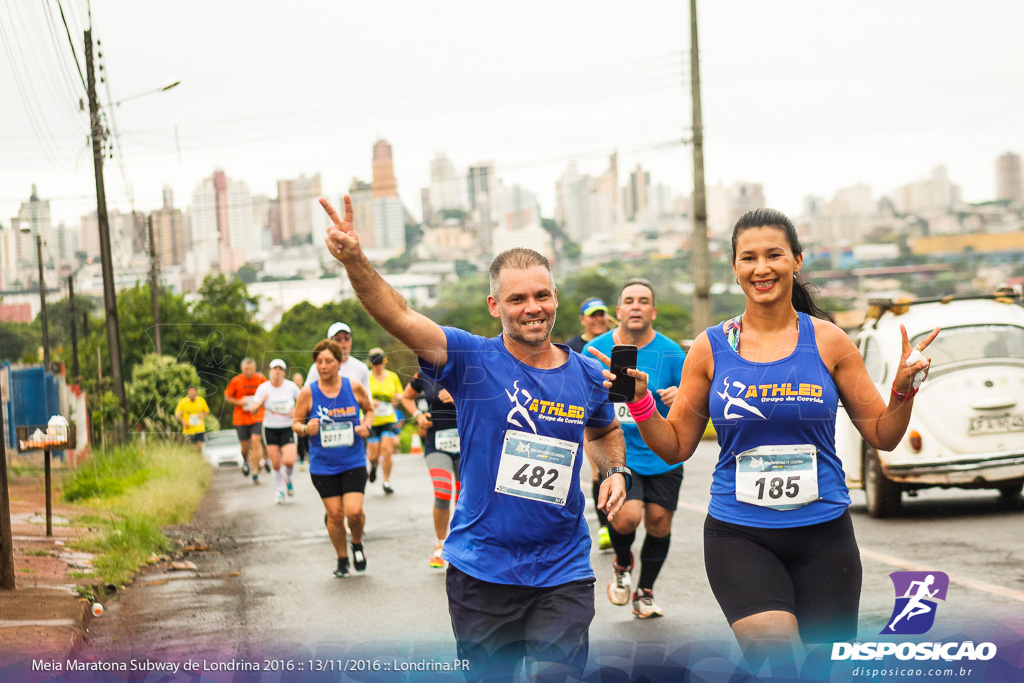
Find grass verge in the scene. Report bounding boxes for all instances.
[63,441,211,585]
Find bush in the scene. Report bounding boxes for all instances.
[127,355,203,437]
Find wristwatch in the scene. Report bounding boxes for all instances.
[605,466,633,492]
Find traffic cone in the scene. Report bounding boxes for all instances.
[410,432,423,456]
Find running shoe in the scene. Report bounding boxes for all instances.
[275,491,285,504]
[263,459,271,473]
[242,463,251,477]
[299,462,307,472]
[607,555,633,606]
[334,557,350,578]
[429,543,444,569]
[252,475,260,485]
[286,480,294,497]
[382,481,394,495]
[632,588,664,619]
[597,526,612,551]
[368,463,378,483]
[352,543,367,572]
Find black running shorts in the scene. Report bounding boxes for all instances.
[262,426,294,448]
[446,566,594,680]
[310,466,368,499]
[625,466,684,510]
[703,510,862,643]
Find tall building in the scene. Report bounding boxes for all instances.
[372,196,405,251]
[624,165,650,220]
[890,165,961,215]
[151,187,186,268]
[420,188,433,227]
[189,170,257,275]
[277,173,322,244]
[372,140,398,198]
[996,151,1023,205]
[349,179,375,248]
[8,185,52,287]
[467,162,496,254]
[429,153,465,215]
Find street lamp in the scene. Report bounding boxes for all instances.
[111,80,181,107]
[19,222,49,369]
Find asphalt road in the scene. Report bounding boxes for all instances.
[78,441,1024,676]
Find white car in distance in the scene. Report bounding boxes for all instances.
[202,429,245,468]
[834,287,1024,517]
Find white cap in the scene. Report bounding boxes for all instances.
[269,358,286,369]
[327,322,352,338]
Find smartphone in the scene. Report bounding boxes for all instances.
[608,344,638,403]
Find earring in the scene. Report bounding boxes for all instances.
[735,278,739,285]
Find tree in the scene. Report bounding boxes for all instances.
[127,354,203,437]
[236,264,259,284]
[0,322,37,363]
[438,208,467,223]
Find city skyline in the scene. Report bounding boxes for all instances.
[1,1,1022,229]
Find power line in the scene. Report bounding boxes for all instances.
[52,0,87,93]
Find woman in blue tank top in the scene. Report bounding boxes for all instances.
[610,208,939,671]
[292,338,374,578]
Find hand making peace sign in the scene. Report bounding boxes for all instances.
[320,195,359,263]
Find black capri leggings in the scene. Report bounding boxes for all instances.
[703,510,862,643]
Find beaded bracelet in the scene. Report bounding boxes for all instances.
[891,382,919,402]
[626,390,657,422]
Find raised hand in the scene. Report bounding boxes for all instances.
[895,324,940,395]
[320,195,359,263]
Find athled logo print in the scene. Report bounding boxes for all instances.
[505,381,538,433]
[883,571,949,635]
[717,377,767,419]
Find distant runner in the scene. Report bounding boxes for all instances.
[400,372,459,568]
[293,339,374,577]
[366,347,403,495]
[225,358,267,484]
[252,359,301,504]
[174,385,209,452]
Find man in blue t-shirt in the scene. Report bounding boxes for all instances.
[320,195,628,681]
[584,278,686,620]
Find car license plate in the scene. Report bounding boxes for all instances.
[968,414,1024,435]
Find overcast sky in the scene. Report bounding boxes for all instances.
[2,0,1022,227]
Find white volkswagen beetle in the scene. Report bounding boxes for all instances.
[834,287,1024,517]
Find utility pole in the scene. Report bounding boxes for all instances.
[34,235,50,369]
[689,0,713,333]
[147,215,162,355]
[68,276,80,380]
[85,30,128,441]
[0,404,13,589]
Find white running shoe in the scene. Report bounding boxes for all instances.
[607,556,633,606]
[632,588,664,619]
[275,491,285,504]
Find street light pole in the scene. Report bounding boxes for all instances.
[20,224,50,369]
[85,29,128,441]
[147,214,162,355]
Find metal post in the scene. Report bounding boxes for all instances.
[68,276,80,380]
[148,214,162,355]
[36,234,50,369]
[85,29,128,442]
[44,449,52,537]
[689,0,713,333]
[0,402,14,589]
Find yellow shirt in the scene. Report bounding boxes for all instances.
[175,396,210,435]
[369,370,404,426]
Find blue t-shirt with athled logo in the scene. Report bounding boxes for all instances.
[419,327,616,587]
[583,331,686,475]
[707,312,849,528]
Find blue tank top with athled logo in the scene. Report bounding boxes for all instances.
[706,312,850,528]
[308,378,365,475]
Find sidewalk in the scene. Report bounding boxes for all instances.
[0,474,99,665]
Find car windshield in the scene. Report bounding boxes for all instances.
[205,431,238,445]
[911,324,1024,365]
